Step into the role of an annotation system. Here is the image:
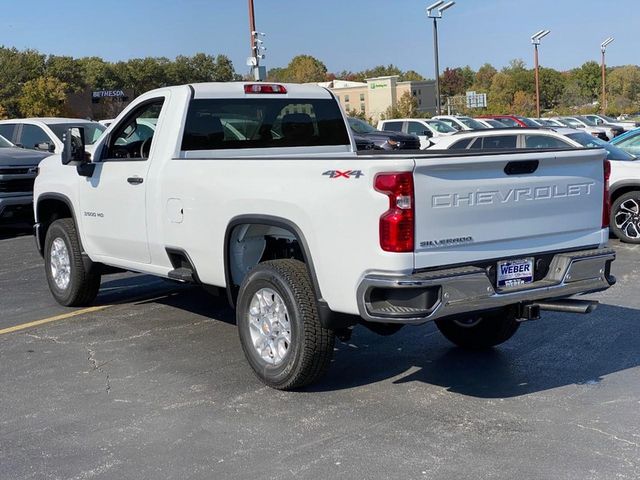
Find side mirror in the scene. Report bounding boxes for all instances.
[36,141,55,153]
[61,127,87,165]
[423,129,433,138]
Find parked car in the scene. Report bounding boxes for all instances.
[530,118,558,127]
[0,133,50,225]
[435,126,640,243]
[569,115,623,140]
[377,118,455,149]
[474,118,508,128]
[432,115,488,131]
[477,115,540,128]
[349,117,420,150]
[550,117,610,140]
[33,81,614,390]
[583,114,640,132]
[0,118,106,156]
[610,127,640,156]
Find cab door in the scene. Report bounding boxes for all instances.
[406,121,432,149]
[77,98,165,264]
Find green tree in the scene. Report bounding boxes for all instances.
[400,70,425,82]
[474,63,497,91]
[538,67,565,110]
[460,65,475,91]
[0,47,46,116]
[572,61,601,101]
[0,104,7,120]
[18,76,68,117]
[45,55,84,92]
[286,55,328,83]
[488,72,515,110]
[382,91,418,119]
[511,90,536,116]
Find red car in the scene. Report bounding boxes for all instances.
[478,115,539,128]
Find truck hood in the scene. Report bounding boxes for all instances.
[0,147,50,166]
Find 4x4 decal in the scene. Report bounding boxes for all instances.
[322,170,364,179]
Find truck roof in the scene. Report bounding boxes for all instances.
[189,82,333,100]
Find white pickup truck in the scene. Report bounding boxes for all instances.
[33,82,616,390]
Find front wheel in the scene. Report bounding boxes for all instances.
[435,310,519,349]
[236,259,335,390]
[44,218,101,306]
[610,191,640,244]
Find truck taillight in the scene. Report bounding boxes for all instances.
[603,159,611,228]
[375,172,414,252]
[244,84,287,94]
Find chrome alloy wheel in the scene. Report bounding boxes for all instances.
[50,237,71,290]
[615,198,640,240]
[248,288,292,366]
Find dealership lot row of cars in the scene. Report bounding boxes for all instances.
[2,110,640,245]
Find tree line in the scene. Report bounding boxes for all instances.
[1,46,639,119]
[0,46,239,118]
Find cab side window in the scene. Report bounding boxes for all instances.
[524,135,571,149]
[20,125,51,150]
[0,124,16,143]
[407,122,427,136]
[105,99,164,160]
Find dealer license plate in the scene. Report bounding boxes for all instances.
[497,258,534,288]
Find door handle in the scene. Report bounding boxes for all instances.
[127,176,144,185]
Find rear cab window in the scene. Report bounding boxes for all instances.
[181,98,350,151]
[380,121,403,132]
[481,135,517,149]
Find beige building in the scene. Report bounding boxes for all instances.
[319,76,437,122]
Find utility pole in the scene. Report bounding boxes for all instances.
[247,0,266,81]
[531,29,550,118]
[427,1,455,116]
[601,37,614,114]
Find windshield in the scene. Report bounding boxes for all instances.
[559,118,581,127]
[576,115,597,126]
[49,123,106,145]
[426,120,456,133]
[516,116,539,127]
[0,134,13,148]
[567,132,636,161]
[458,117,487,129]
[348,117,378,134]
[601,115,619,123]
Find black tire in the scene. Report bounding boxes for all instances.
[236,259,335,390]
[435,310,519,349]
[44,218,101,306]
[610,191,640,244]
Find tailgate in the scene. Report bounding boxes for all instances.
[413,149,607,269]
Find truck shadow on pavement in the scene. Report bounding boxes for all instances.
[308,303,640,398]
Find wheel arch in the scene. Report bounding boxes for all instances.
[223,215,322,307]
[610,182,640,204]
[35,193,78,257]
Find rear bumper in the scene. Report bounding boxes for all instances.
[357,247,616,325]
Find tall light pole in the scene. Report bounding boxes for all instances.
[601,37,614,114]
[247,0,266,81]
[531,29,550,118]
[427,1,455,115]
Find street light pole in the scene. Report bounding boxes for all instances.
[531,29,550,118]
[601,37,614,114]
[247,0,266,81]
[427,1,455,116]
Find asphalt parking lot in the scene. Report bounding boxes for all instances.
[1,228,639,480]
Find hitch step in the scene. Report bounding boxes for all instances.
[535,299,599,315]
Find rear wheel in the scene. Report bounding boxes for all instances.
[435,310,519,349]
[44,218,101,306]
[236,259,335,390]
[610,191,640,244]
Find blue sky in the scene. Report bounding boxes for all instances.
[1,0,638,77]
